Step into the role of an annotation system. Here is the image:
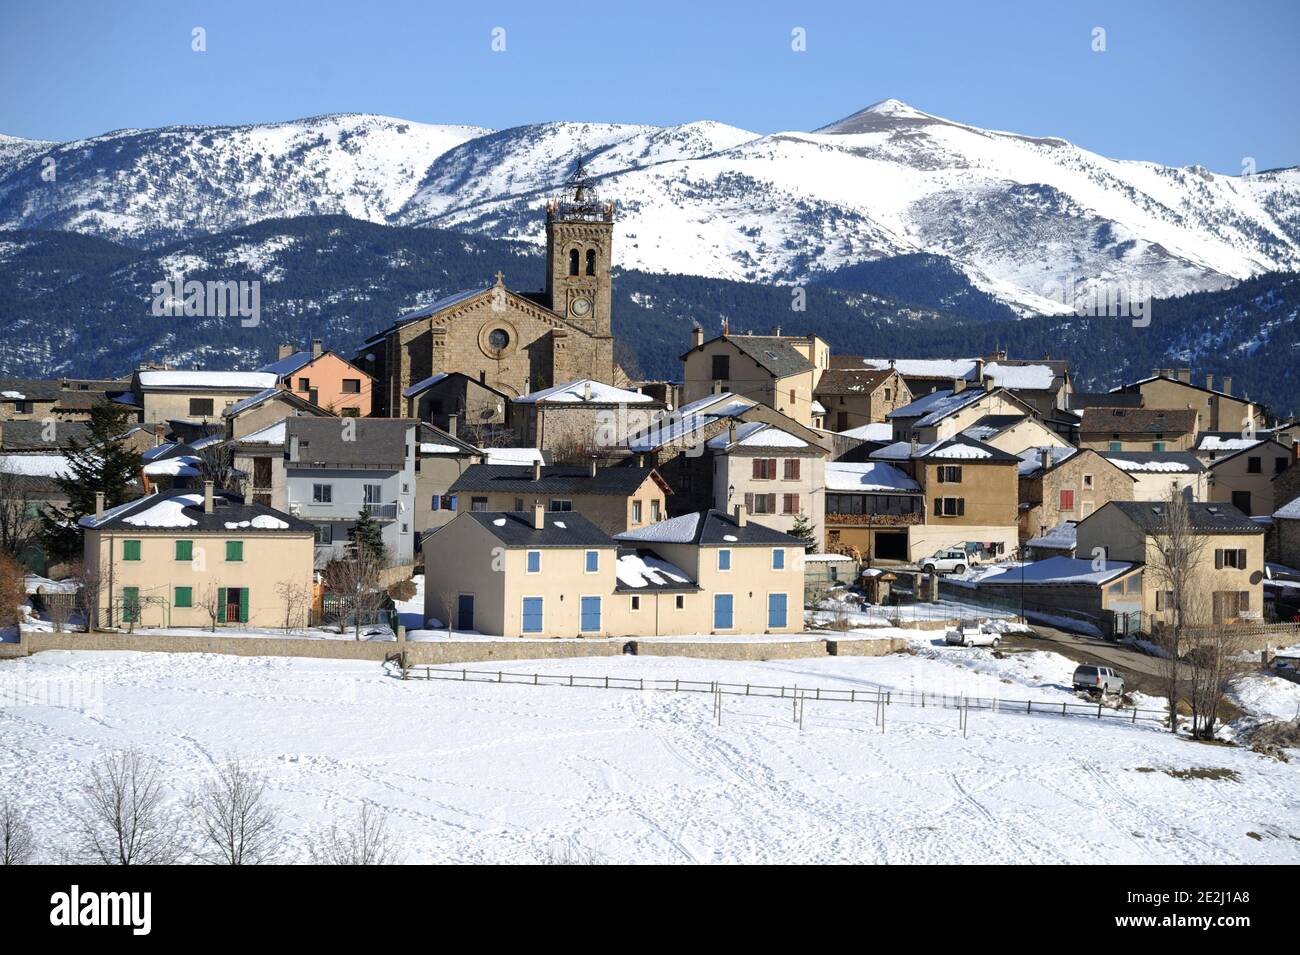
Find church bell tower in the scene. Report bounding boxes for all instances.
[545,154,615,337]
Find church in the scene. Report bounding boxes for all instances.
[357,161,630,418]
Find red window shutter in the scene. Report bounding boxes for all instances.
[752,459,761,479]
[767,494,777,513]
[744,492,754,512]
[1059,489,1074,511]
[768,458,777,479]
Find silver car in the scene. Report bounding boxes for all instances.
[1072,664,1123,697]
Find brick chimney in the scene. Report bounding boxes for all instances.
[532,501,545,529]
[203,480,214,514]
[692,326,704,348]
[311,339,323,359]
[278,342,294,360]
[1205,373,1214,391]
[733,504,747,527]
[1221,376,1232,396]
[95,491,104,520]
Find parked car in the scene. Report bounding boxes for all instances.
[944,623,1001,648]
[1072,664,1124,697]
[920,548,970,575]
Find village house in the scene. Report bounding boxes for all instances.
[1205,438,1294,517]
[511,379,664,455]
[0,378,60,422]
[1272,497,1300,571]
[258,340,375,417]
[79,483,315,629]
[960,413,1072,456]
[1099,451,1208,502]
[413,422,483,540]
[1110,370,1267,432]
[1078,407,1200,452]
[1076,500,1266,626]
[447,460,670,536]
[849,356,1072,419]
[1016,446,1135,542]
[132,370,279,426]
[886,384,1043,445]
[705,420,827,537]
[814,365,911,432]
[422,505,805,638]
[680,327,829,428]
[221,386,333,440]
[401,370,510,439]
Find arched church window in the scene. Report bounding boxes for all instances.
[585,249,597,276]
[568,249,579,276]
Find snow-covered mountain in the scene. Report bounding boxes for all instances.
[2,100,1298,313]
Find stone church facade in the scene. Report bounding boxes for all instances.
[358,165,628,417]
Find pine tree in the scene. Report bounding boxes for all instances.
[789,512,819,554]
[349,506,387,563]
[39,400,144,562]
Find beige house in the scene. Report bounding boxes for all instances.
[887,386,1041,444]
[414,422,483,539]
[1017,447,1135,542]
[1099,451,1207,502]
[1076,500,1266,626]
[1111,371,1266,432]
[222,386,334,440]
[423,506,804,637]
[80,483,316,629]
[962,414,1071,456]
[132,370,279,425]
[1206,438,1293,517]
[448,460,671,536]
[706,421,827,537]
[681,329,829,428]
[814,366,911,432]
[1079,407,1200,452]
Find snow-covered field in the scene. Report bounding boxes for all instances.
[3,641,1298,864]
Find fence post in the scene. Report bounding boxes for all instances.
[1026,700,1032,714]
[1131,707,1137,723]
[1097,702,1103,719]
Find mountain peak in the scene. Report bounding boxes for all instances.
[813,98,938,134]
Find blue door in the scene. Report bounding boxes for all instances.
[580,596,601,632]
[713,593,734,630]
[521,597,544,634]
[767,593,788,629]
[456,594,475,631]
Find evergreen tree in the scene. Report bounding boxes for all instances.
[789,512,819,554]
[349,506,387,563]
[39,400,144,562]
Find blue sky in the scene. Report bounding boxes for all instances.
[1,0,1296,173]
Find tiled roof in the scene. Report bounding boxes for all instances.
[284,417,414,469]
[1106,500,1264,534]
[1080,407,1198,434]
[450,463,656,496]
[701,335,814,379]
[814,367,895,396]
[0,420,91,450]
[616,509,801,547]
[464,510,612,548]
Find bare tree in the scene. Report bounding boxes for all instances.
[0,797,35,865]
[321,553,386,640]
[199,583,223,632]
[73,749,189,865]
[1185,625,1250,740]
[275,579,312,632]
[190,758,283,865]
[308,803,402,865]
[194,440,237,490]
[78,562,103,632]
[1146,489,1208,732]
[0,469,36,557]
[45,588,74,634]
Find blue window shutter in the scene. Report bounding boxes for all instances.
[581,596,601,632]
[448,495,458,510]
[432,495,440,511]
[773,548,784,569]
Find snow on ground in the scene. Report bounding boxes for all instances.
[2,645,1297,864]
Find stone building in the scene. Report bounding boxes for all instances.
[1016,446,1134,542]
[357,160,629,416]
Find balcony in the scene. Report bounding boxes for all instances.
[362,502,398,520]
[826,511,923,527]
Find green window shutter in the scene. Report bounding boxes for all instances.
[175,540,193,561]
[238,588,249,623]
[122,586,140,623]
[226,540,243,562]
[217,587,227,623]
[123,539,141,561]
[174,586,192,608]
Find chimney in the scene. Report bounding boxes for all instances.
[447,413,458,438]
[311,339,323,359]
[637,454,645,468]
[974,358,985,386]
[588,458,597,478]
[691,326,704,348]
[1177,368,1191,384]
[910,434,919,454]
[582,381,592,401]
[771,324,782,337]
[1221,376,1232,396]
[728,422,737,446]
[95,492,104,519]
[1205,373,1214,392]
[532,501,545,530]
[1040,448,1051,473]
[952,377,966,394]
[532,460,542,481]
[733,504,747,528]
[278,342,294,360]
[203,480,214,514]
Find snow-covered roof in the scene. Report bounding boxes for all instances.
[238,421,287,445]
[887,387,986,426]
[483,447,545,466]
[706,421,809,450]
[1195,433,1262,453]
[1025,521,1078,550]
[515,379,657,405]
[861,358,976,379]
[223,387,282,417]
[803,553,855,563]
[419,442,463,455]
[1017,445,1078,476]
[402,372,449,398]
[1103,455,1193,473]
[615,551,696,590]
[838,422,893,442]
[137,371,278,391]
[810,400,826,415]
[825,461,920,493]
[616,512,701,544]
[628,394,753,451]
[143,455,201,478]
[1274,497,1300,520]
[256,351,316,377]
[0,452,70,477]
[976,556,1135,587]
[984,362,1056,391]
